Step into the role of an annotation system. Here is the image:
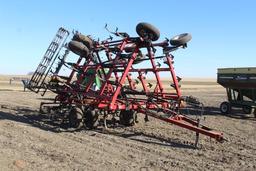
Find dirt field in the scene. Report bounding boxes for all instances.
[0,77,255,171]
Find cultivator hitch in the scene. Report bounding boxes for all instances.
[138,107,224,142]
[28,22,224,144]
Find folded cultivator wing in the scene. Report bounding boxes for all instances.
[28,22,224,145]
[28,28,70,93]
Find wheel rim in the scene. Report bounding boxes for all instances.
[221,104,228,112]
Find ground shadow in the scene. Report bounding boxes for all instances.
[94,128,198,149]
[0,107,74,133]
[0,106,197,149]
[204,106,256,121]
[180,105,256,121]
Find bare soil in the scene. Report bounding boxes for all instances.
[0,78,255,171]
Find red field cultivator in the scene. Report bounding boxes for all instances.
[27,22,224,144]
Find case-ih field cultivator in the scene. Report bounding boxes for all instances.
[27,23,224,144]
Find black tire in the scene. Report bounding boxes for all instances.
[170,33,192,46]
[242,106,252,114]
[84,109,99,129]
[68,40,89,57]
[119,110,136,126]
[136,22,160,41]
[69,107,83,129]
[220,101,231,114]
[72,33,94,49]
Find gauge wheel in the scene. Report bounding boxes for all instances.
[119,110,136,126]
[84,109,99,129]
[72,33,94,49]
[69,107,83,129]
[68,40,89,57]
[170,33,192,46]
[136,22,160,41]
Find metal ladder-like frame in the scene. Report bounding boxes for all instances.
[28,27,69,93]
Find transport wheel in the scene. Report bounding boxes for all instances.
[170,33,192,46]
[72,33,94,49]
[242,106,252,114]
[69,107,83,129]
[136,22,160,41]
[68,40,89,57]
[84,109,99,129]
[220,101,231,114]
[119,110,136,126]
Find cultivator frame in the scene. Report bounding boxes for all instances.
[28,23,224,144]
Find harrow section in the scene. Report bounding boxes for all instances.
[28,27,70,93]
[28,23,224,144]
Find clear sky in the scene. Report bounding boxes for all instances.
[0,0,255,77]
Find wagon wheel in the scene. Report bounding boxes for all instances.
[220,101,231,114]
[68,107,83,129]
[84,109,99,129]
[68,40,89,57]
[72,33,94,49]
[170,33,192,46]
[136,22,160,41]
[119,110,137,126]
[242,106,252,114]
